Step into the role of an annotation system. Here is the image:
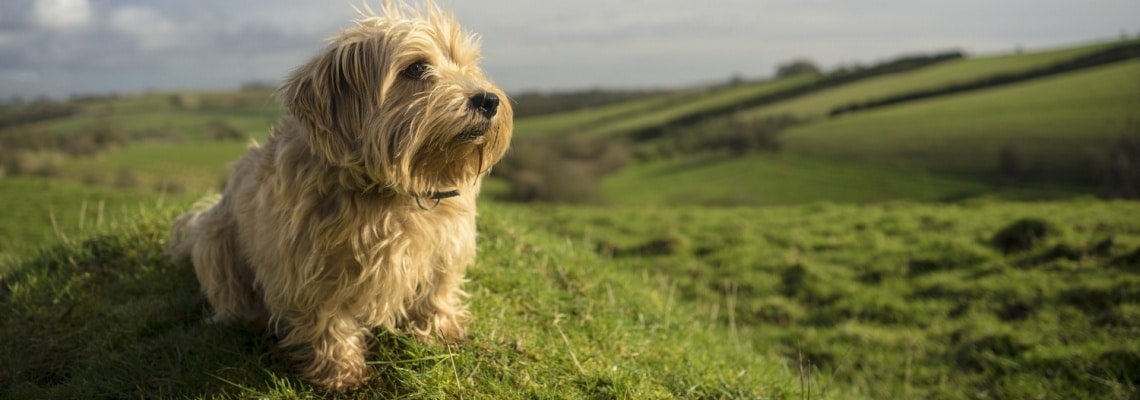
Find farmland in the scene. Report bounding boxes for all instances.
[1,37,1138,399]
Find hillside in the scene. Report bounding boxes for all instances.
[1,33,1139,400]
[2,199,1138,399]
[486,38,1140,205]
[779,59,1140,186]
[601,59,1140,206]
[0,201,812,399]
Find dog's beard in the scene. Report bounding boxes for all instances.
[360,87,511,195]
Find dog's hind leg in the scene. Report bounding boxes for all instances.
[188,205,267,328]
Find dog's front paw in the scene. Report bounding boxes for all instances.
[302,356,372,393]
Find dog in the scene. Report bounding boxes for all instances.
[166,1,512,391]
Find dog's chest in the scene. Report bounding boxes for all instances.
[338,205,477,276]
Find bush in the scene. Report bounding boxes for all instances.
[1106,136,1140,199]
[493,136,632,203]
[114,167,140,189]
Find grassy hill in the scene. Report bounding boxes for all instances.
[600,153,1074,206]
[0,178,175,259]
[737,39,1132,121]
[0,201,813,399]
[600,59,1140,206]
[780,59,1140,184]
[1,35,1139,399]
[516,199,1140,399]
[2,198,1138,399]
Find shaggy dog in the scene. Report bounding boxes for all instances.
[166,1,511,391]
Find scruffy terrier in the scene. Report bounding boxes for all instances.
[166,1,512,391]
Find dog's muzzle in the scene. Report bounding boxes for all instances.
[468,92,499,119]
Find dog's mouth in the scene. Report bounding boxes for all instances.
[459,128,487,143]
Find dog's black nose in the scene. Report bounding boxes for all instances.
[469,92,499,118]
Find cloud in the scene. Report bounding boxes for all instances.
[32,0,91,30]
[1,0,1138,98]
[108,6,180,50]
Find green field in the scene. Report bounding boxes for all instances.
[516,74,819,138]
[0,178,178,259]
[780,59,1140,181]
[737,39,1130,121]
[601,153,1075,206]
[0,201,813,399]
[1,36,1139,399]
[515,200,1140,399]
[3,198,1137,399]
[57,141,249,194]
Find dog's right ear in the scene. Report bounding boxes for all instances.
[277,40,380,166]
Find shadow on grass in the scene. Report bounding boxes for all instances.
[0,229,441,399]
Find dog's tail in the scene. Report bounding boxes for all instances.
[166,194,223,262]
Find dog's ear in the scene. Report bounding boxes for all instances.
[278,39,387,165]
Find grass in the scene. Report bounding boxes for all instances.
[29,90,281,141]
[2,36,1139,399]
[0,177,176,259]
[4,189,1137,399]
[57,140,250,194]
[0,200,814,399]
[779,59,1140,181]
[515,199,1140,399]
[600,153,1076,206]
[515,75,819,139]
[737,38,1131,121]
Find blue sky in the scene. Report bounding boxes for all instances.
[1,0,1137,98]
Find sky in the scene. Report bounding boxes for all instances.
[1,0,1138,99]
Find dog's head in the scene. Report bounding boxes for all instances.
[278,1,512,195]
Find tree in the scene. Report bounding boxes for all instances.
[775,59,822,78]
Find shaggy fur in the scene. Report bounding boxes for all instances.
[166,1,512,391]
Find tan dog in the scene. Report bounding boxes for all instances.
[166,1,511,391]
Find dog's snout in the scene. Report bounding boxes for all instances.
[468,92,500,119]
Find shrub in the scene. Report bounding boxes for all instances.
[493,136,632,203]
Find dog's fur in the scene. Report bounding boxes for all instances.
[166,1,511,391]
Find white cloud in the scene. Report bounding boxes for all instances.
[109,6,180,50]
[33,0,91,30]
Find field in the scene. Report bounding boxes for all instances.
[0,178,177,258]
[736,39,1127,121]
[0,201,810,399]
[1,37,1139,399]
[515,74,819,138]
[2,199,1137,399]
[517,200,1140,399]
[601,153,1073,206]
[779,59,1140,182]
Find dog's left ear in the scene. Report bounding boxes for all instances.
[278,39,387,165]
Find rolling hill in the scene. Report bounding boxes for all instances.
[0,34,1138,400]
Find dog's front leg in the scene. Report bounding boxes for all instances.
[407,266,470,342]
[280,313,372,392]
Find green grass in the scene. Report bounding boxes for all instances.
[738,39,1131,121]
[0,177,176,259]
[4,190,1139,399]
[0,200,815,399]
[513,90,700,137]
[600,153,1076,206]
[31,90,281,140]
[515,199,1140,399]
[56,140,250,194]
[779,59,1140,181]
[515,75,819,138]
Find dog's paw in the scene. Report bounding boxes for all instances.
[305,360,372,393]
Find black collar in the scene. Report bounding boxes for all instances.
[427,189,460,199]
[415,189,460,210]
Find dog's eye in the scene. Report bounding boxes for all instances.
[401,62,430,80]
